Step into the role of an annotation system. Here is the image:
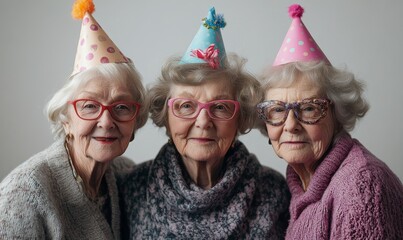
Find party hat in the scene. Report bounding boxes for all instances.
[273,4,330,66]
[71,0,128,76]
[180,7,227,69]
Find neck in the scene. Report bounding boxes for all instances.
[182,157,224,190]
[66,143,109,199]
[290,162,317,191]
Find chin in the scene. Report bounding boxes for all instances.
[284,155,313,165]
[185,152,221,162]
[89,150,121,162]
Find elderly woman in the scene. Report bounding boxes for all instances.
[257,4,403,239]
[119,8,290,239]
[0,1,147,239]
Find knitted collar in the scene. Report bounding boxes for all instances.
[286,133,354,219]
[144,140,260,238]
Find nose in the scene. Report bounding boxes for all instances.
[195,109,213,129]
[283,109,301,132]
[97,109,116,129]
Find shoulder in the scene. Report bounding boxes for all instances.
[330,139,403,237]
[117,159,153,193]
[126,160,153,183]
[234,142,288,191]
[0,144,62,238]
[259,164,289,195]
[246,154,291,202]
[336,139,401,189]
[0,142,65,195]
[259,163,286,182]
[117,160,153,215]
[246,153,287,185]
[111,155,136,172]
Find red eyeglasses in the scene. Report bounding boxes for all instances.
[68,99,141,122]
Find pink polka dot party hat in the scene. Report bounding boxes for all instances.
[273,4,330,66]
[71,0,128,76]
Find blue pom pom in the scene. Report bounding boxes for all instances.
[203,11,226,30]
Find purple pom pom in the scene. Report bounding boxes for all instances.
[288,4,304,18]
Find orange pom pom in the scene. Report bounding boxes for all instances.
[71,0,95,20]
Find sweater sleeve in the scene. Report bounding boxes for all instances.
[0,174,47,239]
[341,166,403,239]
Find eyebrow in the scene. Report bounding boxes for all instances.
[269,95,322,101]
[174,92,234,101]
[76,92,133,102]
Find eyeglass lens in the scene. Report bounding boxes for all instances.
[258,99,329,125]
[74,99,138,122]
[170,98,237,120]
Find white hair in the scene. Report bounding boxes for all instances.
[45,63,148,139]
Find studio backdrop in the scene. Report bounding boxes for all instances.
[1,0,402,181]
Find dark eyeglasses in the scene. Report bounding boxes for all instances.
[167,98,240,120]
[256,98,331,126]
[68,99,141,122]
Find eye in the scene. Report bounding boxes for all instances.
[270,105,286,113]
[300,103,320,112]
[114,104,131,111]
[212,102,232,112]
[173,99,198,116]
[78,100,100,112]
[82,102,98,109]
[180,102,194,109]
[265,104,286,119]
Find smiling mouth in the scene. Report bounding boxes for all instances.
[282,141,306,145]
[190,138,215,143]
[94,137,117,142]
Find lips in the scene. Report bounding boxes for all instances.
[283,140,305,143]
[93,137,117,142]
[189,137,215,142]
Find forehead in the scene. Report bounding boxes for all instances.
[266,78,322,101]
[170,77,234,99]
[75,77,133,100]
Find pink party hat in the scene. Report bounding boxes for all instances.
[71,0,128,76]
[273,4,330,66]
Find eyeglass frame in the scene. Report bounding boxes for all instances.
[68,98,141,122]
[167,97,240,120]
[256,98,332,126]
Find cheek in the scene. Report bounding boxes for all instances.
[68,119,95,138]
[308,124,334,155]
[167,114,192,137]
[120,122,136,138]
[218,120,237,140]
[266,124,281,141]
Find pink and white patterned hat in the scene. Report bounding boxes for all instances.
[71,0,129,76]
[273,4,330,66]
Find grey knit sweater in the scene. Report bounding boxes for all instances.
[0,139,134,239]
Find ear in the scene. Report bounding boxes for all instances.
[62,121,70,135]
[165,120,172,137]
[130,131,135,142]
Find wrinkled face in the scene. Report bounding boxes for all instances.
[168,77,239,164]
[63,77,136,163]
[265,78,335,169]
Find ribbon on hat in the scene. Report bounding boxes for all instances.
[191,44,220,69]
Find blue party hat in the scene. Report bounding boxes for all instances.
[180,7,227,69]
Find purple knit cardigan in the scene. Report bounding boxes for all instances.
[285,133,403,239]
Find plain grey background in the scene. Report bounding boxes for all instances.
[1,0,402,181]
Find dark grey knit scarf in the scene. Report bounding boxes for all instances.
[123,140,290,239]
